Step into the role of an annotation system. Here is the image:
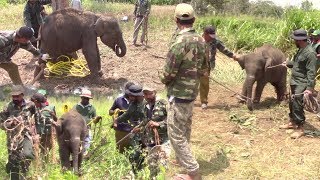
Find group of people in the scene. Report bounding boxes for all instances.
[0,87,100,179]
[1,1,320,180]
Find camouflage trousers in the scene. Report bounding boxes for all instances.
[0,62,23,85]
[133,16,148,44]
[147,141,171,178]
[167,100,199,174]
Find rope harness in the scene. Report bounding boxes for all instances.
[44,55,90,77]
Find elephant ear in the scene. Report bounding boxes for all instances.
[94,18,104,37]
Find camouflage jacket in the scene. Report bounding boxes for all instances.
[24,0,51,27]
[0,100,37,150]
[35,105,56,135]
[0,31,40,63]
[73,103,96,124]
[117,100,145,128]
[134,0,151,17]
[208,38,234,62]
[289,44,317,90]
[160,27,209,100]
[141,98,168,145]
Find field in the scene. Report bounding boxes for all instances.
[1,2,320,179]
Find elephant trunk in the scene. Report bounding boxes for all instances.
[115,40,126,57]
[71,137,81,175]
[244,75,255,111]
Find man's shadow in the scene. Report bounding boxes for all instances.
[198,149,230,176]
[304,122,320,138]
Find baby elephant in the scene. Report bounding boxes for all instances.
[237,44,287,110]
[52,109,88,175]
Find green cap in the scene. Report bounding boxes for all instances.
[37,89,47,96]
[311,30,320,36]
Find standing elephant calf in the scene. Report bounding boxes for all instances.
[237,44,287,110]
[52,109,87,174]
[40,8,127,76]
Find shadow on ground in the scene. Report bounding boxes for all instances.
[198,149,230,176]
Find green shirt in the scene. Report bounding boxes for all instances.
[134,0,151,17]
[160,27,209,100]
[35,105,56,135]
[208,38,234,62]
[73,103,96,123]
[290,44,317,90]
[0,31,40,63]
[117,100,145,127]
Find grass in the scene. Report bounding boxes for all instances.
[2,1,320,179]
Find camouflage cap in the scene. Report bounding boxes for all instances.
[11,85,24,96]
[37,89,47,96]
[174,3,195,20]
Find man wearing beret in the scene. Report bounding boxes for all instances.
[0,86,36,179]
[160,3,208,180]
[0,26,42,85]
[280,29,318,139]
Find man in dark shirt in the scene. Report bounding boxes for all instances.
[109,82,134,153]
[200,25,238,109]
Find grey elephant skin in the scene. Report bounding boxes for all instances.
[237,44,287,110]
[40,8,127,76]
[53,109,88,174]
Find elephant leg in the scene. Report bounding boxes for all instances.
[244,75,256,111]
[238,81,247,103]
[71,138,81,175]
[82,38,102,77]
[59,144,71,171]
[253,80,267,103]
[272,82,287,101]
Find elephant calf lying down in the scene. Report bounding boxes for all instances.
[237,44,287,110]
[52,109,87,174]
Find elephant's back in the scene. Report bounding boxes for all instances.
[60,109,86,126]
[259,44,286,63]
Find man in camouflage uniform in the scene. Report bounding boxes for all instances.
[280,29,318,139]
[200,25,238,109]
[114,84,146,174]
[24,0,52,48]
[31,93,57,157]
[73,89,98,155]
[159,3,208,180]
[132,0,151,46]
[141,86,169,179]
[0,26,41,85]
[311,30,320,60]
[0,87,36,180]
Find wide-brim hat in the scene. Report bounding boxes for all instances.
[291,29,308,40]
[125,84,144,96]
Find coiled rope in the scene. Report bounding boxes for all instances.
[291,92,319,114]
[44,55,90,77]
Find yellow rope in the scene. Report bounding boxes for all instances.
[44,55,90,78]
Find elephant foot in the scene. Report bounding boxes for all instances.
[253,99,260,104]
[247,100,253,111]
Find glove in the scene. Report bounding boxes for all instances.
[38,53,49,64]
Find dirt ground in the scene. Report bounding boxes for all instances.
[2,21,320,179]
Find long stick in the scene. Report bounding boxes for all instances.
[30,63,46,85]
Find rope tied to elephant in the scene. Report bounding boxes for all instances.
[44,55,90,78]
[209,77,252,101]
[291,92,320,114]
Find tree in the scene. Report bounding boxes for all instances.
[301,0,313,11]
